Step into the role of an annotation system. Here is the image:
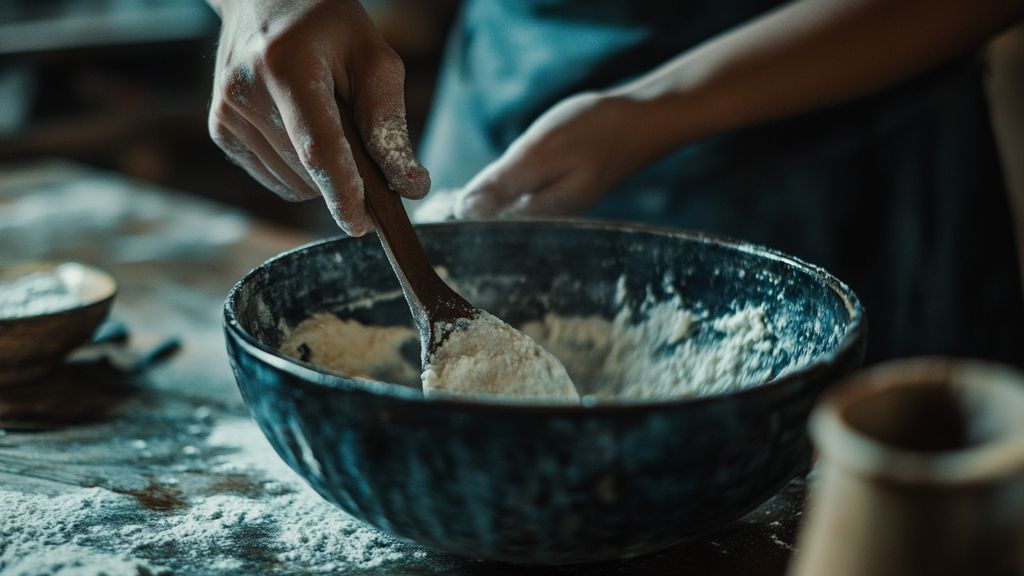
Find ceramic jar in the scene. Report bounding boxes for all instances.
[790,359,1024,576]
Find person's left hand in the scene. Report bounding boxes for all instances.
[452,92,649,219]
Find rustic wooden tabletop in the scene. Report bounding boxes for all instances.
[0,160,803,575]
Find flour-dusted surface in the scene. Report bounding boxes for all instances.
[421,311,579,402]
[0,162,809,575]
[0,415,429,575]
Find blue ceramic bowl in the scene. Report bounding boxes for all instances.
[224,220,865,564]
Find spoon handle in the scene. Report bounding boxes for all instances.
[337,105,472,336]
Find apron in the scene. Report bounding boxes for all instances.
[419,0,1024,366]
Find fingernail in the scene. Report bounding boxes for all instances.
[402,165,431,199]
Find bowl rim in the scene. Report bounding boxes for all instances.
[223,219,866,413]
[0,261,118,324]
[810,358,1024,485]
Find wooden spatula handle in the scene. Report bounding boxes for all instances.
[337,105,472,336]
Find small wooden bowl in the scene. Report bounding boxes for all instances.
[0,262,117,386]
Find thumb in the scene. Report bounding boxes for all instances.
[346,57,431,200]
[364,115,431,200]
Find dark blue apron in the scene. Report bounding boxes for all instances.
[420,0,1024,365]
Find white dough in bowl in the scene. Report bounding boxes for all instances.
[421,311,579,403]
[275,274,818,403]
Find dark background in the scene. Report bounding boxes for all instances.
[0,0,459,233]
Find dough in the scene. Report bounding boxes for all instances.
[421,311,579,402]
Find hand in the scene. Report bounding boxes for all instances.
[453,92,647,219]
[207,0,429,235]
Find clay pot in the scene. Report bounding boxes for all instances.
[790,358,1024,576]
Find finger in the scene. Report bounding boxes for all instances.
[410,188,458,223]
[216,107,321,202]
[454,184,507,219]
[211,66,320,201]
[497,193,562,218]
[496,175,586,218]
[209,118,295,199]
[264,70,372,236]
[347,50,430,200]
[224,84,322,195]
[453,161,528,219]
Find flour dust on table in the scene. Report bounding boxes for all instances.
[0,416,430,575]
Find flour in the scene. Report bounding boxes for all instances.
[521,300,776,399]
[410,188,458,223]
[0,417,426,574]
[279,277,790,402]
[368,116,428,198]
[1,542,155,576]
[421,311,579,402]
[0,488,158,576]
[0,270,82,319]
[280,312,420,384]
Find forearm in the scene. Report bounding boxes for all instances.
[987,25,1024,294]
[614,0,1024,160]
[205,0,227,17]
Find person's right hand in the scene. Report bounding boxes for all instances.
[207,0,430,236]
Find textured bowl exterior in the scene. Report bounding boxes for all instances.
[224,221,866,564]
[0,296,114,385]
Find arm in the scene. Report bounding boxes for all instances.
[987,25,1024,293]
[455,0,1024,218]
[205,0,430,235]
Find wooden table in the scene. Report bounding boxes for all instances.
[0,161,803,575]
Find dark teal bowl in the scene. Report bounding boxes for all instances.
[224,220,865,564]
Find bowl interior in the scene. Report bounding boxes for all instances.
[0,261,117,321]
[0,262,117,384]
[229,222,860,401]
[228,222,860,401]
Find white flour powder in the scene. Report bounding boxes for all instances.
[421,311,579,402]
[280,312,420,385]
[0,270,81,319]
[521,299,775,399]
[370,119,421,175]
[0,417,426,574]
[368,116,427,198]
[280,278,788,402]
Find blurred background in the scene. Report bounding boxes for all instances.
[0,0,459,234]
[1,1,1022,246]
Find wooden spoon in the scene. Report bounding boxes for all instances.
[337,107,476,364]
